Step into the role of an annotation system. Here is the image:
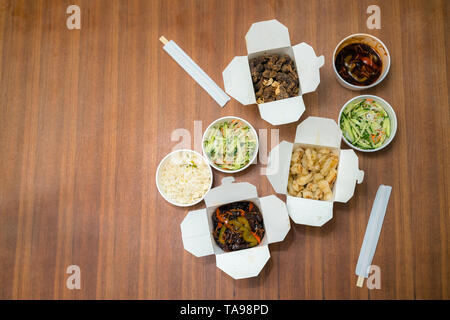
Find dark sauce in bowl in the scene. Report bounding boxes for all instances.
[335,43,382,86]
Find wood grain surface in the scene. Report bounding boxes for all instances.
[0,0,448,300]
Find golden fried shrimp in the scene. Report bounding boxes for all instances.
[313,173,324,183]
[293,146,304,153]
[318,154,329,166]
[323,191,333,201]
[306,182,318,192]
[305,148,312,160]
[313,189,324,200]
[288,146,338,201]
[301,166,309,175]
[287,182,297,196]
[320,155,338,176]
[287,177,304,195]
[290,151,300,164]
[305,148,317,170]
[290,163,303,175]
[325,168,337,185]
[296,173,313,186]
[293,179,304,192]
[291,147,304,163]
[318,180,332,194]
[301,153,309,170]
[318,148,331,154]
[302,190,314,199]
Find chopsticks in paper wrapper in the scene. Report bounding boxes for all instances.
[159,36,230,107]
[355,185,392,287]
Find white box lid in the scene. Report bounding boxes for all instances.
[222,56,256,106]
[180,208,214,257]
[293,43,325,94]
[287,196,333,227]
[334,149,365,202]
[266,141,293,194]
[245,19,291,54]
[216,245,270,280]
[259,195,291,243]
[203,177,257,207]
[258,96,306,126]
[294,116,342,147]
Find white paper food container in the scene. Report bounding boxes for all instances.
[180,177,291,279]
[222,19,324,126]
[266,117,365,227]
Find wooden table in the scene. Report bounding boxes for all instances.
[0,0,448,300]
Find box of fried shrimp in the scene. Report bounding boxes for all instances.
[180,177,290,279]
[266,117,365,227]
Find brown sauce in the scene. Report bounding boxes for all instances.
[335,43,382,86]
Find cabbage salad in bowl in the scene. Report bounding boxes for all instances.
[203,117,258,173]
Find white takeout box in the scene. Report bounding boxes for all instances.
[180,177,290,279]
[222,19,324,126]
[266,117,365,227]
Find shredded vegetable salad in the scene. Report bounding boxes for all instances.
[203,119,257,171]
[340,98,391,150]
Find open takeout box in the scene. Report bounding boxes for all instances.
[222,19,324,126]
[266,117,365,226]
[180,177,290,279]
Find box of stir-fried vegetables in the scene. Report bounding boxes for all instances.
[180,177,290,279]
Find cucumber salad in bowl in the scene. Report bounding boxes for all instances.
[339,95,397,152]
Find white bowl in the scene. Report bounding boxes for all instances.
[332,33,391,90]
[202,116,259,173]
[338,95,397,152]
[155,149,213,207]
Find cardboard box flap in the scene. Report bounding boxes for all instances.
[259,195,291,243]
[266,141,293,195]
[293,43,325,94]
[258,96,306,126]
[204,177,258,207]
[180,209,215,257]
[334,149,365,203]
[223,56,256,105]
[216,245,270,279]
[294,117,342,148]
[245,20,291,54]
[287,196,333,227]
